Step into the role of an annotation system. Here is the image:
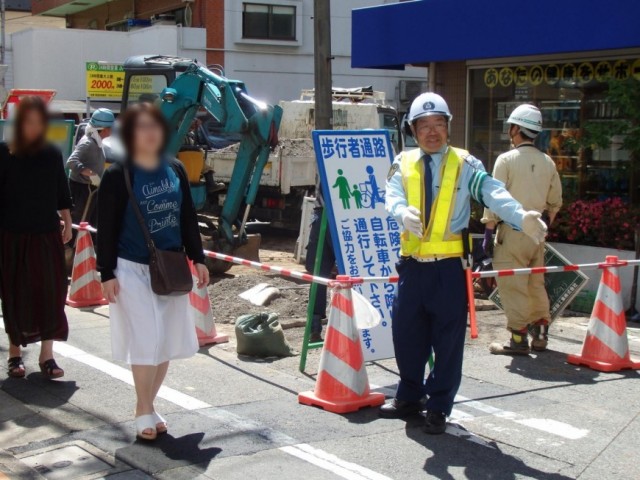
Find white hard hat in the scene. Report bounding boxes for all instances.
[408,92,452,124]
[507,104,543,134]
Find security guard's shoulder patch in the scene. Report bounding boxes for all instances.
[387,162,400,181]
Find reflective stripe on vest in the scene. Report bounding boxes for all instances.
[400,147,467,257]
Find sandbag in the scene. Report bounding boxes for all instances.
[235,312,298,358]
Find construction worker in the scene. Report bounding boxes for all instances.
[484,104,563,355]
[66,108,115,227]
[381,93,547,434]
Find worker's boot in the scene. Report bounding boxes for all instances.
[529,319,549,352]
[489,329,530,355]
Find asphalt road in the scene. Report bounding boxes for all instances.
[1,298,640,479]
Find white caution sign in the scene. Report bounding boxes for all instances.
[313,130,398,361]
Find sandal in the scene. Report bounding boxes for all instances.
[135,414,157,441]
[39,359,64,379]
[7,357,25,378]
[153,412,168,434]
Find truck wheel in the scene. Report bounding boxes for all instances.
[205,256,233,275]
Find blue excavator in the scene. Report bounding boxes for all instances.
[120,56,283,273]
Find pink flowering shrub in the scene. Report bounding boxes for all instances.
[549,197,640,250]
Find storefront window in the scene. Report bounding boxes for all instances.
[468,59,639,203]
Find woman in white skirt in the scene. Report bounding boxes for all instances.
[96,103,209,441]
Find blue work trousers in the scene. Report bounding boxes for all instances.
[392,257,467,415]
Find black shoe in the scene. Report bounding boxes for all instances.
[379,398,422,419]
[424,410,447,434]
[310,332,323,343]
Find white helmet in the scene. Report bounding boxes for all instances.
[507,104,543,136]
[408,92,452,124]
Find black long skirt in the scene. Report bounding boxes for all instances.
[0,230,69,347]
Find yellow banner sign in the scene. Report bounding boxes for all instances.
[86,62,125,99]
[86,62,156,100]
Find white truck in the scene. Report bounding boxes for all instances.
[205,89,402,230]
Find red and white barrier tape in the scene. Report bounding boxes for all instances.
[70,223,639,285]
[202,250,332,286]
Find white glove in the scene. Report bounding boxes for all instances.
[401,206,424,238]
[89,174,101,187]
[522,211,547,245]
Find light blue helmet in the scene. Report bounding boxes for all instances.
[90,108,115,128]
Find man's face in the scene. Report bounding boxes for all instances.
[412,115,448,153]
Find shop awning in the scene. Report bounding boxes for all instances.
[352,0,640,69]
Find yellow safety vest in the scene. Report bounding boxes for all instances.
[400,147,468,258]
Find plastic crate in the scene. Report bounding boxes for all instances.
[569,290,597,314]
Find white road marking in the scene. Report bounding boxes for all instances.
[282,444,393,480]
[370,383,588,441]
[38,337,392,480]
[456,395,589,440]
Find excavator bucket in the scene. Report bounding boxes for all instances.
[234,233,261,263]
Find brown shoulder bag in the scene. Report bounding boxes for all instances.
[123,166,193,296]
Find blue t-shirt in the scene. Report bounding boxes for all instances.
[118,161,183,264]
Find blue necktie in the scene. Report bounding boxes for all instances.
[423,154,433,226]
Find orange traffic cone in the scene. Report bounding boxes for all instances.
[568,256,640,372]
[189,261,229,347]
[67,223,108,308]
[299,276,385,413]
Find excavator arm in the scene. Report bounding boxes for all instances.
[155,59,282,251]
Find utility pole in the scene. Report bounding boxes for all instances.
[313,0,332,130]
[1,0,5,72]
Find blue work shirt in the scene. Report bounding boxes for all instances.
[118,160,183,264]
[386,146,526,233]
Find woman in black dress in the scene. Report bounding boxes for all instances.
[0,96,73,379]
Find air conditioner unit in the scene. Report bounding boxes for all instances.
[399,80,428,104]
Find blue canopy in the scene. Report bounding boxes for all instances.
[352,0,640,69]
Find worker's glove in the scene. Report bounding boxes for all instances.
[89,174,101,187]
[401,206,424,238]
[522,211,548,245]
[483,228,494,257]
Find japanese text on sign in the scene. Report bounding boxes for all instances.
[314,130,398,361]
[483,59,640,88]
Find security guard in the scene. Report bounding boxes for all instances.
[380,93,547,434]
[484,104,563,355]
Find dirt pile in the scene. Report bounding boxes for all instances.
[211,138,314,157]
[209,273,313,324]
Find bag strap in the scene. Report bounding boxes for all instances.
[123,166,156,252]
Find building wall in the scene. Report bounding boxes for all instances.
[222,0,428,108]
[433,61,467,148]
[5,10,65,34]
[63,0,225,72]
[10,26,206,100]
[65,0,134,29]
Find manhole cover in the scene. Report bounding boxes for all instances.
[21,445,111,480]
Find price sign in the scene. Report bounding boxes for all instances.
[86,62,125,100]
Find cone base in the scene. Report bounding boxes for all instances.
[196,328,229,347]
[298,390,385,414]
[66,297,109,308]
[567,353,640,372]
